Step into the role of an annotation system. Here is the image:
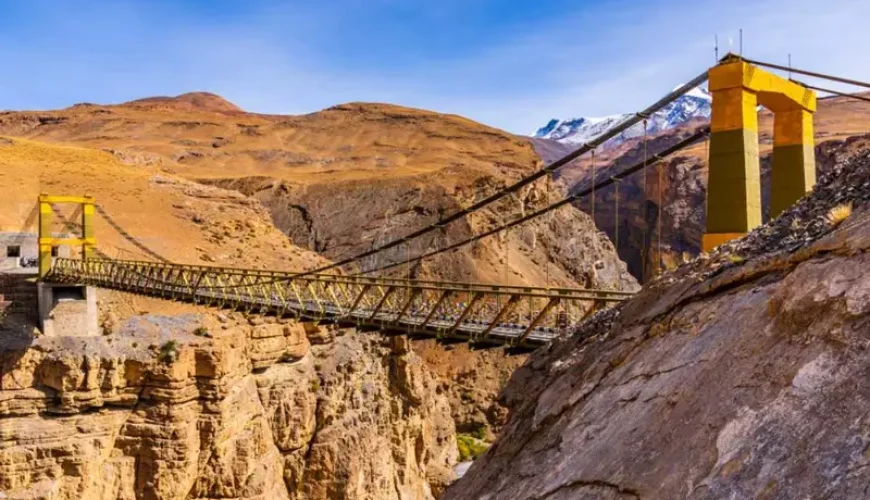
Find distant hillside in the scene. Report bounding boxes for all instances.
[0,94,637,291]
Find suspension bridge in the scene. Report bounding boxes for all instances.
[14,54,870,348]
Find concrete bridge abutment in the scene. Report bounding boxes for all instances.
[37,282,98,337]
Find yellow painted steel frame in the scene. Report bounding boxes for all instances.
[395,289,421,324]
[44,256,633,301]
[38,194,96,278]
[421,290,451,329]
[477,295,520,341]
[445,292,484,338]
[46,258,634,347]
[515,298,559,346]
[704,58,817,252]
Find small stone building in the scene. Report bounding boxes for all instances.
[0,232,70,272]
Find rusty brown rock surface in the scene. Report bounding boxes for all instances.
[411,340,526,438]
[445,151,870,499]
[209,164,637,291]
[0,313,456,500]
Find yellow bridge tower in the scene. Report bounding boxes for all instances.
[703,56,817,251]
[38,194,96,277]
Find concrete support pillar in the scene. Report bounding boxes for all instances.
[771,109,815,217]
[703,72,762,252]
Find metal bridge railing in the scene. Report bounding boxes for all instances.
[46,258,632,347]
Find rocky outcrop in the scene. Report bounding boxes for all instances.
[0,313,456,499]
[213,174,638,291]
[446,150,870,499]
[411,341,527,437]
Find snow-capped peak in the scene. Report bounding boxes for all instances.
[674,84,712,101]
[534,85,711,146]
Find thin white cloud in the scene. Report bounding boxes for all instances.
[408,0,870,132]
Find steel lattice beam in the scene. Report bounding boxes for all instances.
[45,258,632,347]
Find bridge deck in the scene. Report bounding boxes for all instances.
[46,258,633,348]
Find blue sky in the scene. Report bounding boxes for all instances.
[1,0,868,134]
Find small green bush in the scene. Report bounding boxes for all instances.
[470,425,488,441]
[457,434,489,462]
[193,326,209,337]
[158,340,179,364]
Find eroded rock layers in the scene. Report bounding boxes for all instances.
[0,314,456,499]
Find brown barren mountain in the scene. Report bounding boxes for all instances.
[2,82,870,500]
[0,94,636,291]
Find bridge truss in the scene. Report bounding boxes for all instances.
[47,258,632,347]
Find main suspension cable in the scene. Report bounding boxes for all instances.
[795,81,870,103]
[356,127,710,277]
[295,70,711,277]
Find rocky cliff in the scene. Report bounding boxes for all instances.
[0,312,456,499]
[213,173,637,290]
[445,146,870,498]
[411,341,527,437]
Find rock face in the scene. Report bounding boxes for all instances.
[213,174,638,290]
[0,313,456,499]
[445,150,870,499]
[411,341,527,437]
